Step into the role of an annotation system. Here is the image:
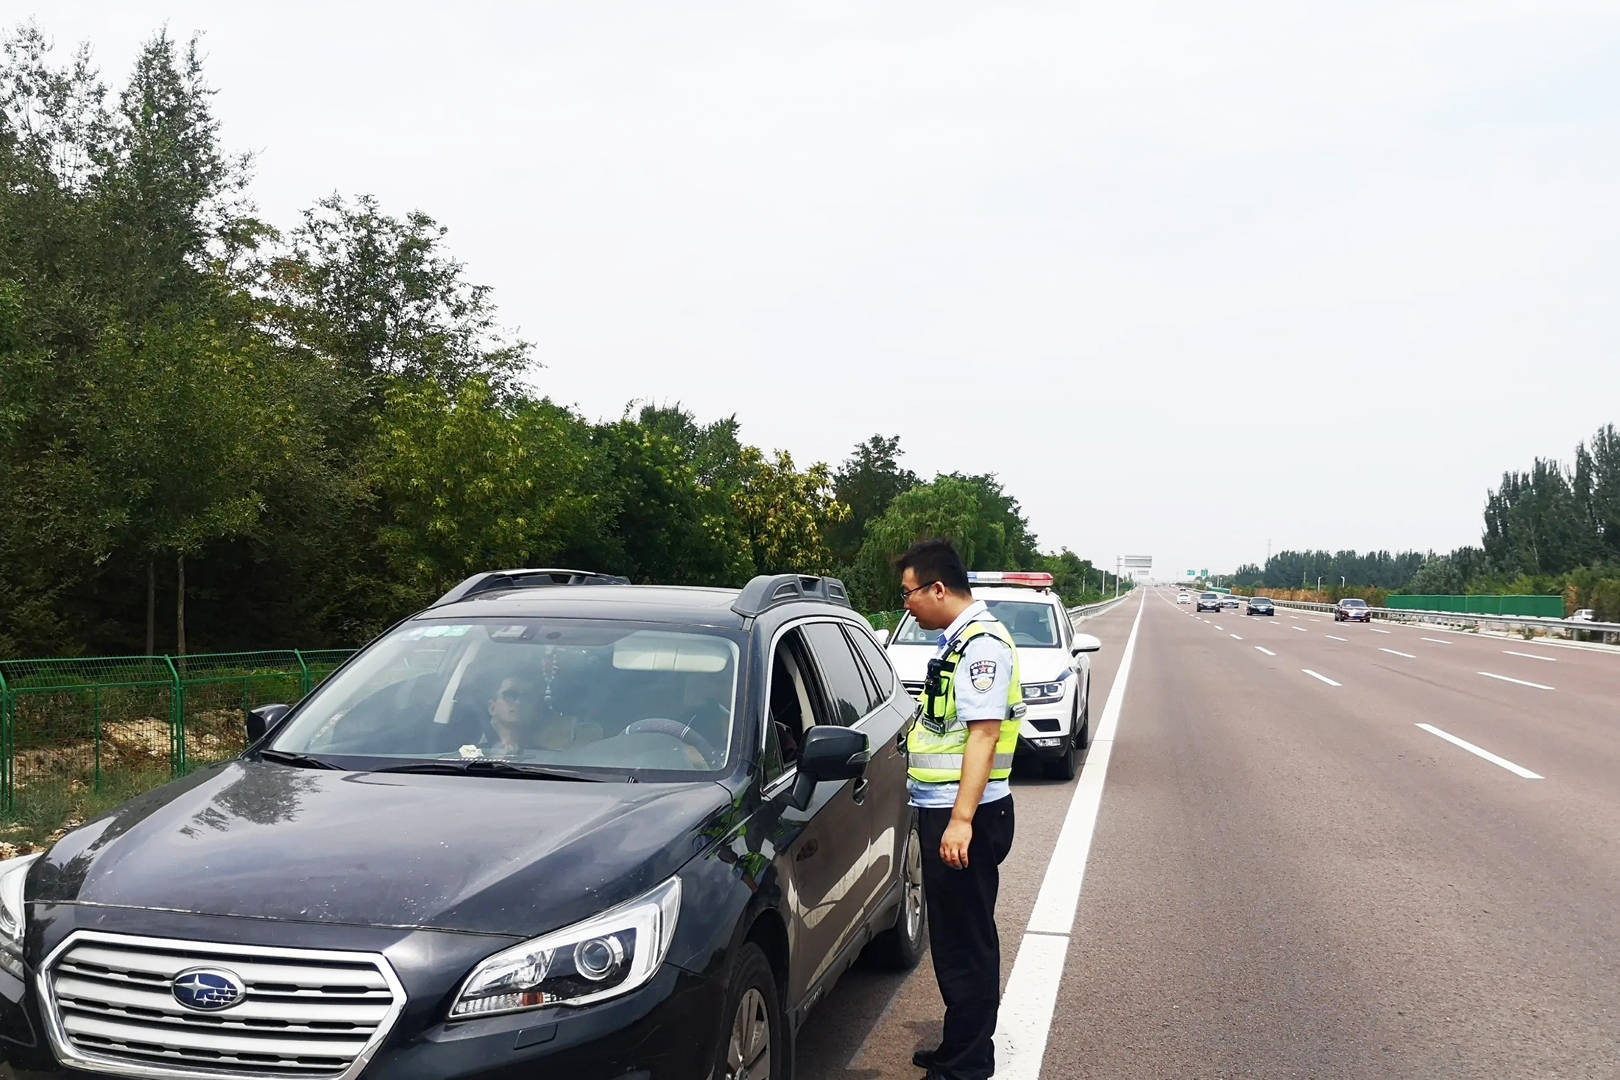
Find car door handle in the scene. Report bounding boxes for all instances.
[851,777,869,804]
[894,728,907,752]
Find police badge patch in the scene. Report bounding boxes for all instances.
[968,659,997,692]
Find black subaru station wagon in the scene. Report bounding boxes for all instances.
[0,570,927,1080]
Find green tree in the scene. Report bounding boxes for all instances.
[829,434,918,566]
[730,448,848,577]
[369,378,610,608]
[268,193,530,406]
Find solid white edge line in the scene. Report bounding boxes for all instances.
[1416,723,1543,779]
[1502,650,1557,663]
[1255,646,1275,656]
[1379,648,1416,658]
[1302,668,1340,686]
[996,592,1145,1080]
[1476,671,1555,691]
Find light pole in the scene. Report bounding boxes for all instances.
[1316,575,1323,596]
[1340,576,1346,589]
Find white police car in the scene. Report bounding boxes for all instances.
[880,571,1099,780]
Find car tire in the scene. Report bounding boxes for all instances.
[1045,699,1081,781]
[865,819,927,970]
[717,943,785,1080]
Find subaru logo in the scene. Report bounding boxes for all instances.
[171,967,245,1012]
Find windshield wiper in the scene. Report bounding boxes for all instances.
[257,748,342,770]
[370,759,610,782]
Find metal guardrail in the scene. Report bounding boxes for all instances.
[1067,593,1134,620]
[1257,597,1620,640]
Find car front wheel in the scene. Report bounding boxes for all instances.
[718,943,784,1080]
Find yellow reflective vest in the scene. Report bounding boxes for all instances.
[906,617,1024,784]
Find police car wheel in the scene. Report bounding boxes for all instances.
[1044,703,1080,781]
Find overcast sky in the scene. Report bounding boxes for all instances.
[26,1,1620,580]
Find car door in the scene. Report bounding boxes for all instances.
[765,623,873,999]
[793,621,899,953]
[843,621,913,914]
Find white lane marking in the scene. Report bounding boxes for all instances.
[1371,628,1392,634]
[1214,625,1224,631]
[997,593,1144,1078]
[1416,723,1543,780]
[1255,646,1275,656]
[1302,669,1340,686]
[1421,638,1451,645]
[1292,627,1308,633]
[1325,634,1348,642]
[1229,633,1242,640]
[1477,671,1554,691]
[1288,615,1299,620]
[1379,648,1416,658]
[1502,650,1557,663]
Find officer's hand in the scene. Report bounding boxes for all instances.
[941,819,972,869]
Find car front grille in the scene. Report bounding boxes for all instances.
[42,931,405,1080]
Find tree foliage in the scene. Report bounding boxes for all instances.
[0,24,1115,657]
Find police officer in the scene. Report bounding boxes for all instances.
[896,539,1021,1080]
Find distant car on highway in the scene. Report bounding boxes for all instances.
[1570,608,1595,622]
[1177,592,1191,604]
[1334,598,1372,623]
[1245,597,1275,616]
[1219,595,1241,610]
[1196,591,1221,613]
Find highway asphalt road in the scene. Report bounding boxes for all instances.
[796,588,1619,1079]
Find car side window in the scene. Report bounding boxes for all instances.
[847,625,897,704]
[762,631,817,785]
[799,621,875,727]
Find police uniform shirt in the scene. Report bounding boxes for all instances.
[908,600,1015,809]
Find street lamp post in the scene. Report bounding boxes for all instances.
[1316,575,1323,597]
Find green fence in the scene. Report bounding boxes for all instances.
[0,649,355,827]
[1385,594,1564,618]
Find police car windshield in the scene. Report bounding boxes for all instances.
[269,619,742,777]
[890,601,1060,648]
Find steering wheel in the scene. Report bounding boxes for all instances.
[622,717,722,765]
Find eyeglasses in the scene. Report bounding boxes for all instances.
[497,687,531,705]
[900,580,939,602]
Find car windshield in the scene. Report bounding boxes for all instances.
[270,618,743,776]
[1342,599,1367,607]
[1201,593,1217,599]
[891,599,1061,648]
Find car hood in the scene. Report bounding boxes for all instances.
[31,760,734,938]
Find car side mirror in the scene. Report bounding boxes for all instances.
[1070,633,1101,655]
[246,703,293,744]
[874,627,891,645]
[788,726,871,810]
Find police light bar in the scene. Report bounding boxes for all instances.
[966,571,1054,589]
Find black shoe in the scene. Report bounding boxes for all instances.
[913,1048,938,1070]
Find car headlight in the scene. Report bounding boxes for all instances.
[449,876,680,1019]
[0,854,41,980]
[1021,671,1071,704]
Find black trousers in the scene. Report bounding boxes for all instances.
[918,794,1015,1080]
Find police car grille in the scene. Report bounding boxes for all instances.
[46,934,402,1078]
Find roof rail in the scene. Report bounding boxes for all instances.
[433,568,631,607]
[731,574,851,618]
